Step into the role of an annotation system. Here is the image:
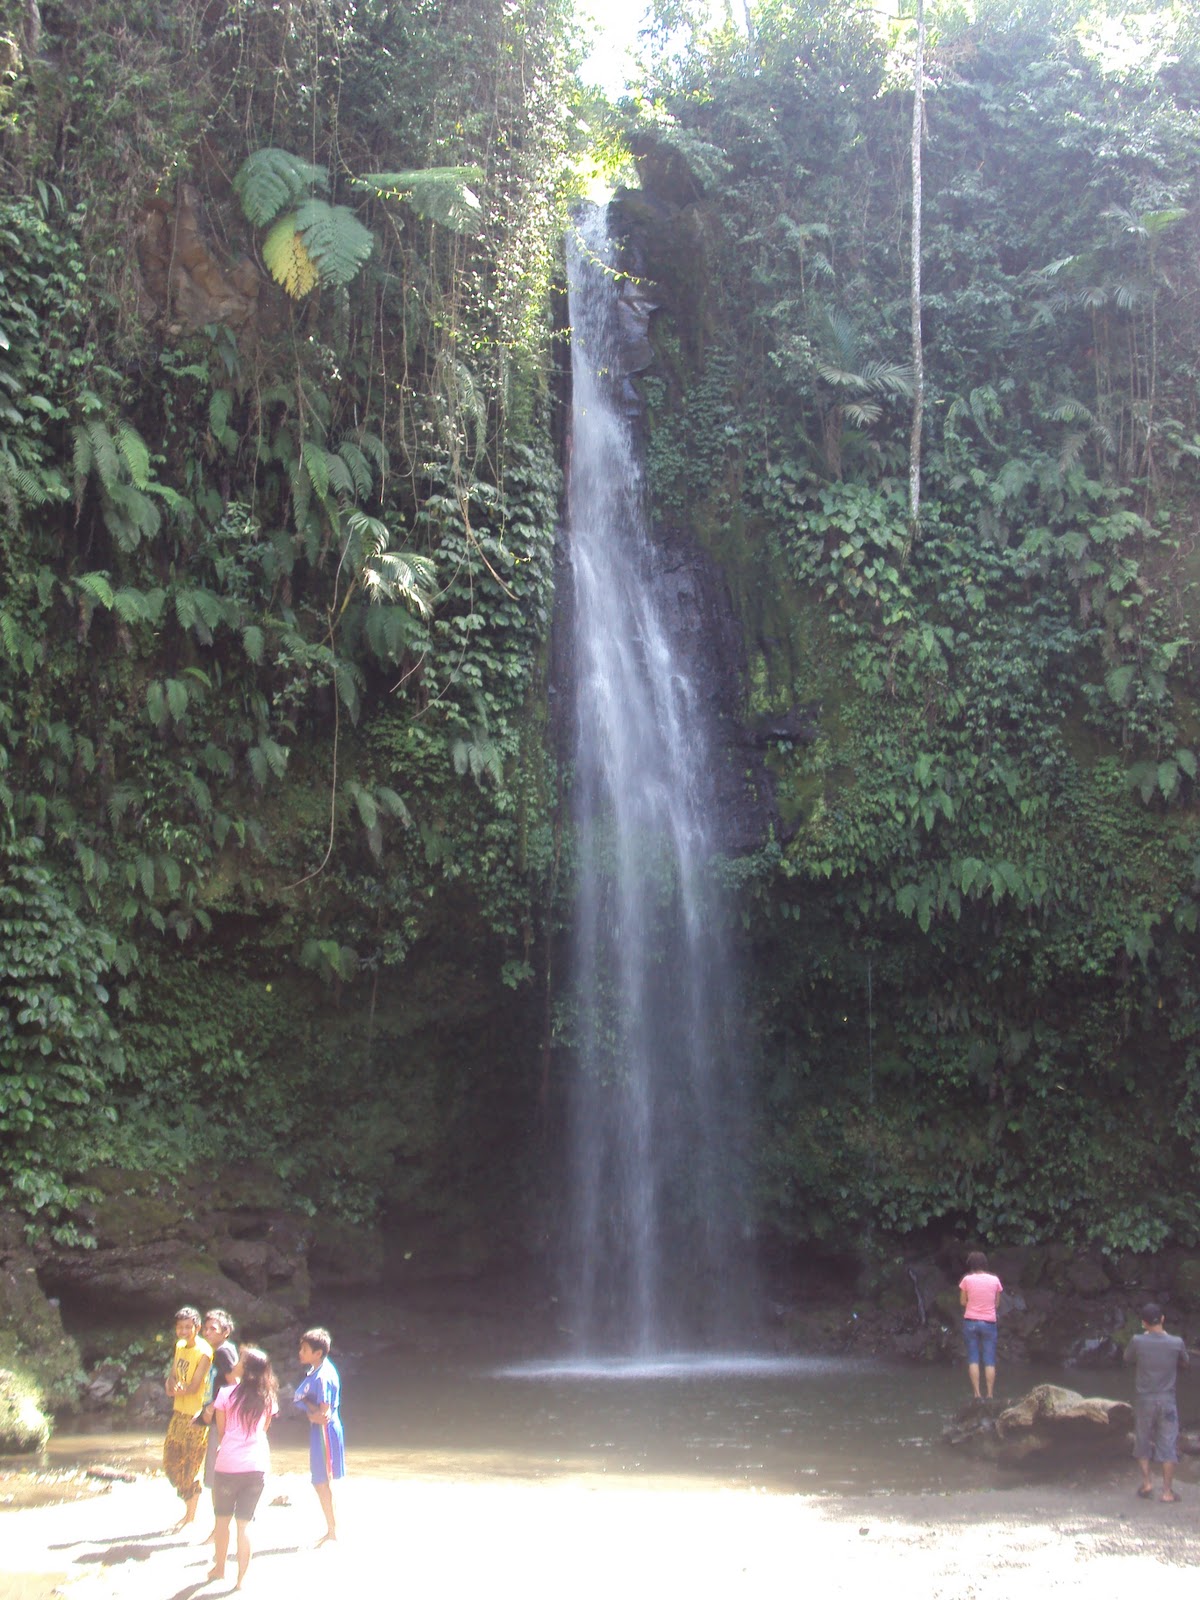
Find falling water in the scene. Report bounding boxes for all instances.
[562,204,755,1356]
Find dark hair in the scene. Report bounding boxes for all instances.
[204,1308,234,1338]
[965,1251,989,1273]
[300,1326,332,1357]
[1141,1302,1165,1325]
[230,1347,278,1429]
[174,1305,202,1326]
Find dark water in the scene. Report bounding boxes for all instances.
[17,1353,1118,1499]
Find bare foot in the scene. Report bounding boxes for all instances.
[208,1566,225,1581]
[1161,1492,1180,1503]
[316,1532,337,1546]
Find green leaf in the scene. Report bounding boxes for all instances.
[294,199,375,288]
[234,148,328,227]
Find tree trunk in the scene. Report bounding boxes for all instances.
[908,0,926,538]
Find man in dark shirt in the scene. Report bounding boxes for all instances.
[1124,1301,1189,1503]
[197,1309,239,1537]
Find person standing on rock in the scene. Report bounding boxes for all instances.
[162,1305,213,1528]
[1125,1301,1189,1504]
[959,1250,1003,1401]
[294,1326,344,1544]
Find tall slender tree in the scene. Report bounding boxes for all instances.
[908,0,926,537]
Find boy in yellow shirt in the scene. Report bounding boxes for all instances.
[162,1305,212,1529]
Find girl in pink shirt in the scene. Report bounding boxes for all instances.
[209,1347,278,1589]
[959,1250,1003,1400]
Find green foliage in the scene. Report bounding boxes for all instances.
[0,835,125,1215]
[0,0,576,1233]
[631,0,1200,1255]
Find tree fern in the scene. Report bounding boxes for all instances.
[355,166,485,235]
[293,200,374,288]
[262,215,320,297]
[233,148,328,227]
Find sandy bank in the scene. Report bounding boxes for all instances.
[2,1464,1198,1600]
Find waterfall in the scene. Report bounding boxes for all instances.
[561,203,755,1356]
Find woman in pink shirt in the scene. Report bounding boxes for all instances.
[208,1346,278,1589]
[959,1250,1003,1400]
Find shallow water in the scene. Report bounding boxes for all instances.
[11,1351,1124,1500]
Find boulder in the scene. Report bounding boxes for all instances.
[0,1367,50,1453]
[944,1383,1133,1466]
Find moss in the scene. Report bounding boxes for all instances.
[0,1368,50,1453]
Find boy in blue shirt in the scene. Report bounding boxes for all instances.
[294,1326,344,1543]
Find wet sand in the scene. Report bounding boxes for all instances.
[2,1465,1198,1600]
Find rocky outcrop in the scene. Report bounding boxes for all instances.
[944,1384,1133,1467]
[34,1168,314,1346]
[136,184,263,332]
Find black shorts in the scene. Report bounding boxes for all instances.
[212,1470,265,1521]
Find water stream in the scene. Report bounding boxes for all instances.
[561,203,754,1356]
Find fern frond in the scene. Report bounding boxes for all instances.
[234,148,328,227]
[355,165,484,234]
[325,452,356,499]
[357,432,388,472]
[337,441,373,499]
[294,199,374,288]
[85,420,122,490]
[263,214,320,298]
[71,424,93,505]
[76,571,115,609]
[116,424,151,488]
[301,441,335,503]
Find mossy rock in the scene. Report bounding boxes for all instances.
[0,1215,85,1410]
[0,1368,50,1453]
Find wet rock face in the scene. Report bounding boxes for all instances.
[638,523,780,855]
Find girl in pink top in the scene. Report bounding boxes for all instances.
[209,1347,278,1589]
[959,1250,1003,1400]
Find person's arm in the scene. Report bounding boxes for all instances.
[1123,1339,1137,1366]
[179,1354,212,1399]
[959,1286,968,1309]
